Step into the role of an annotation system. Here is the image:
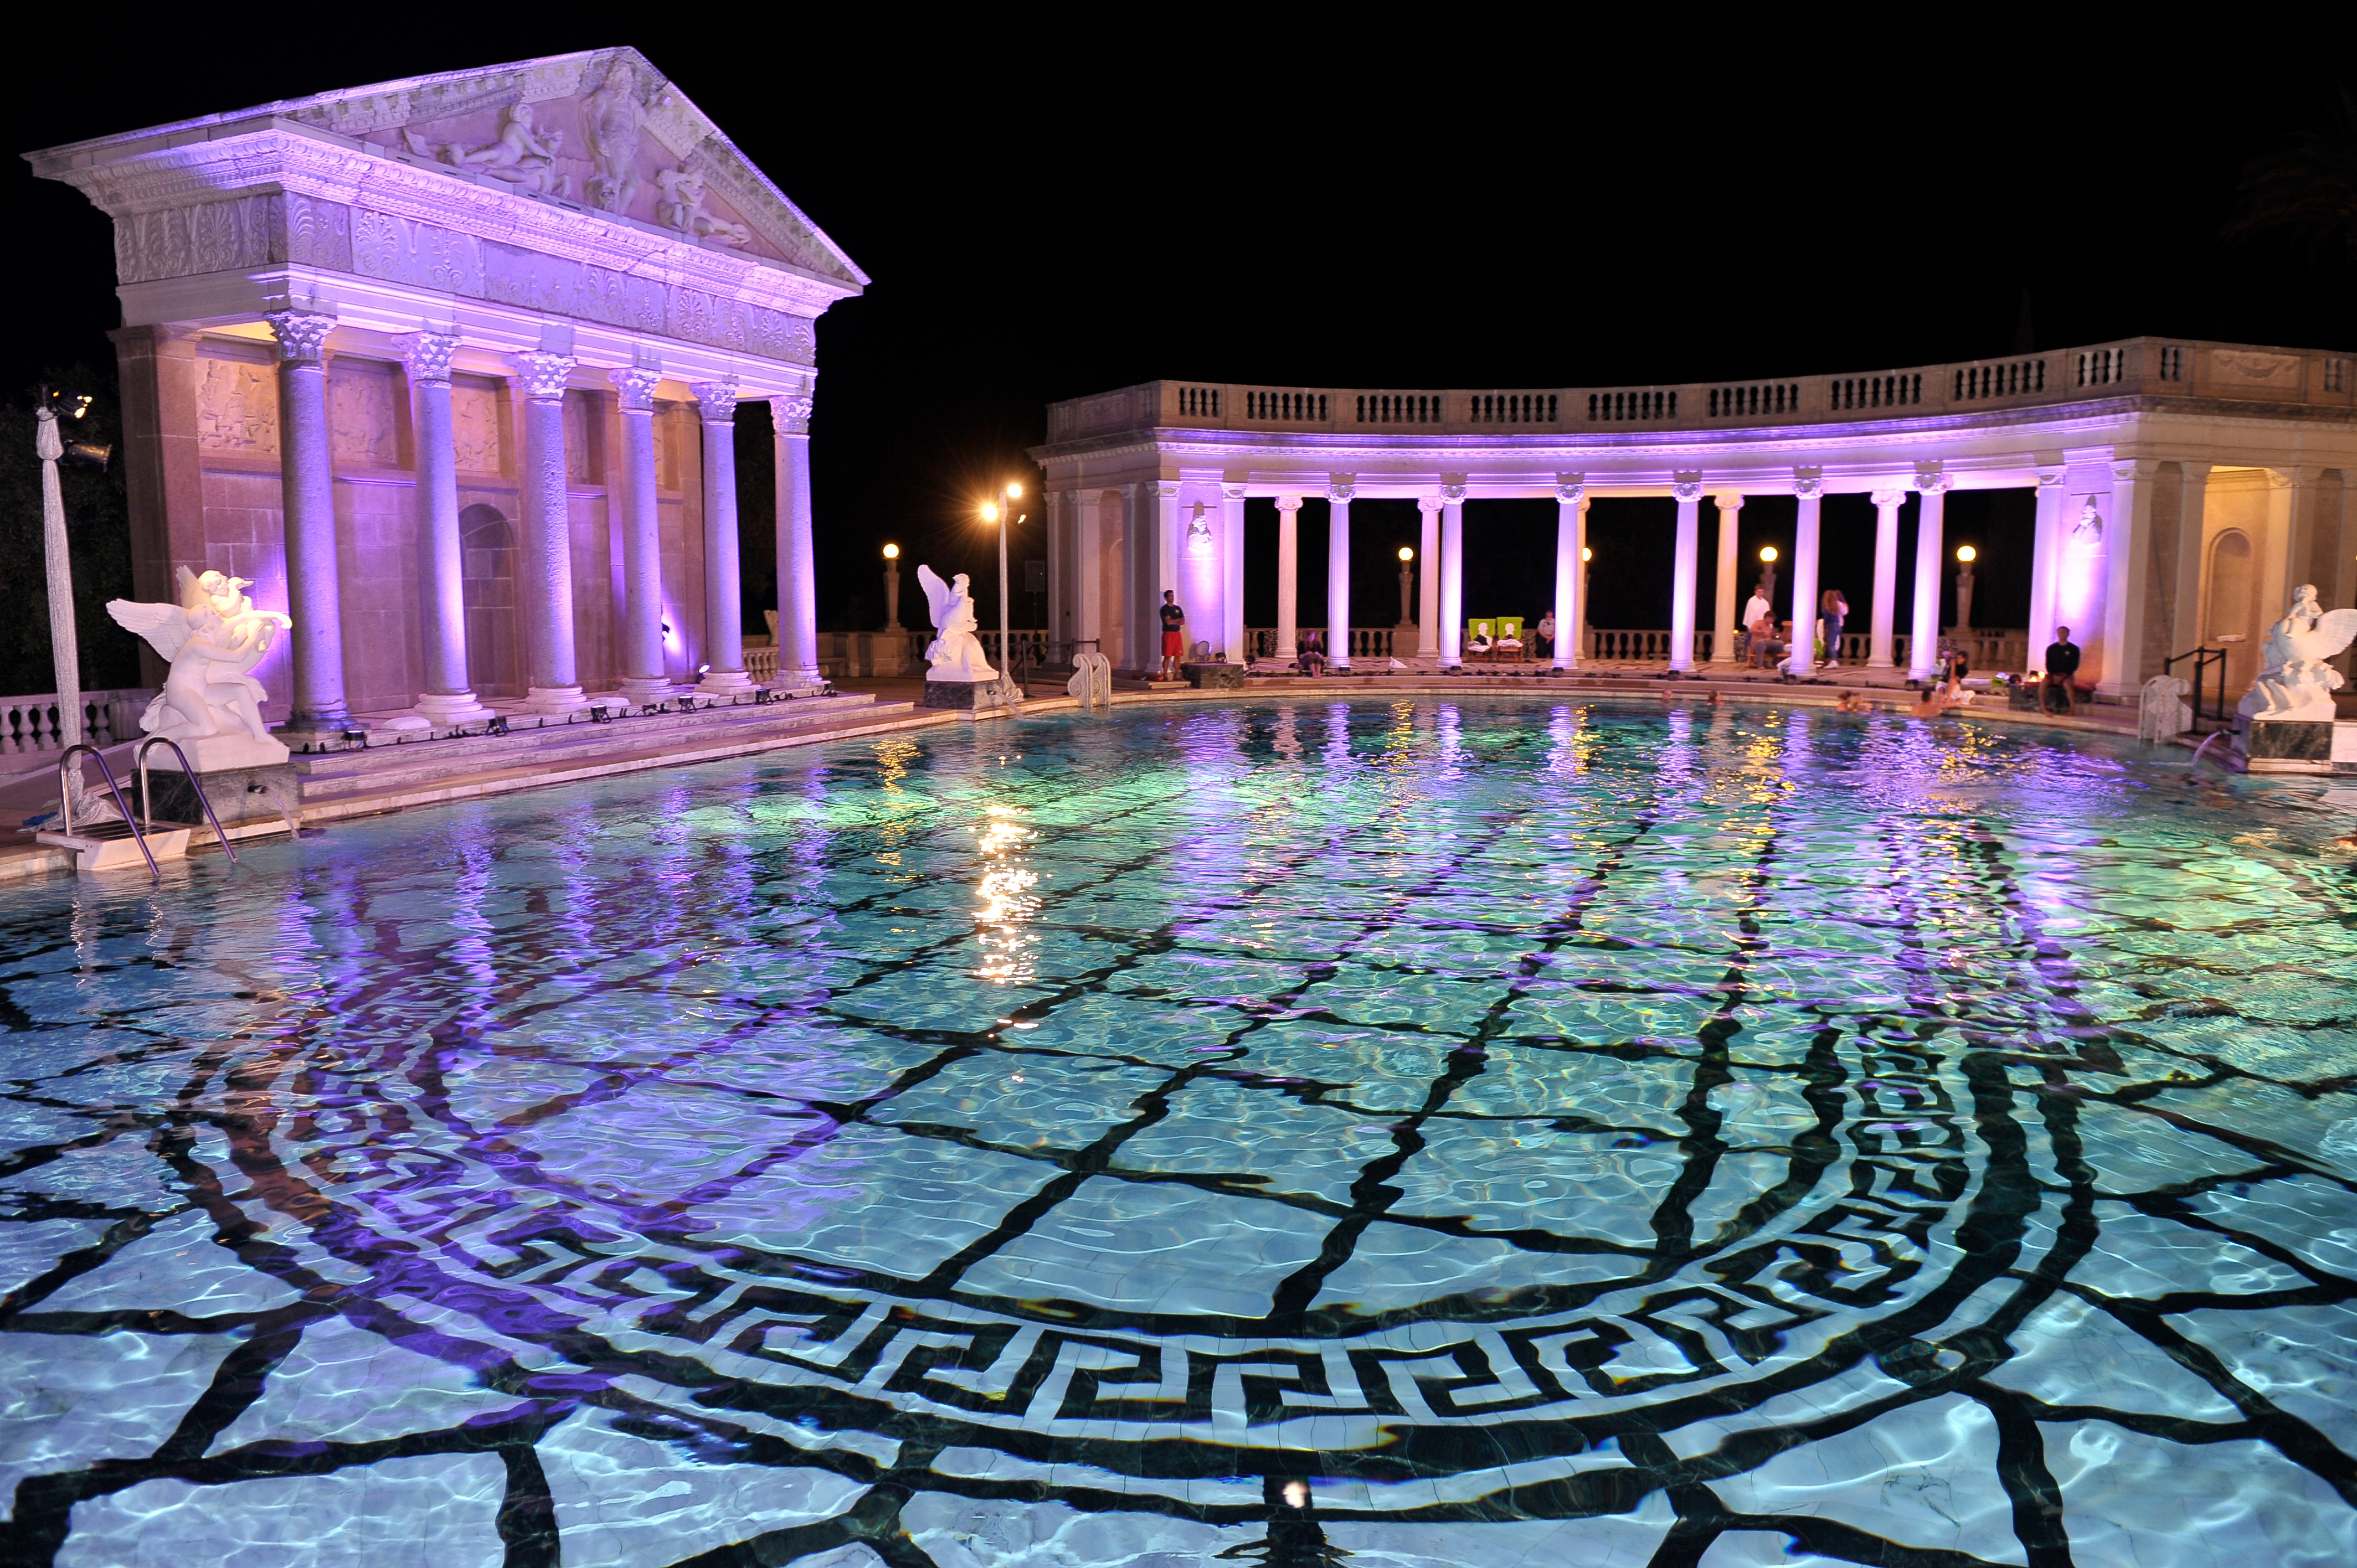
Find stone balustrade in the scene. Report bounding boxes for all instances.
[1244,628,1407,662]
[1048,338,2357,441]
[1,689,157,760]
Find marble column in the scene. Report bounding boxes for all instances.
[1553,476,1583,669]
[611,367,670,702]
[1868,488,1905,669]
[1221,484,1247,664]
[2025,466,2067,664]
[1668,475,1702,672]
[265,311,348,733]
[1327,476,1355,669]
[402,332,490,725]
[1073,489,1103,658]
[1711,491,1742,663]
[2099,459,2159,697]
[1275,494,1302,663]
[691,384,750,692]
[2167,462,2212,664]
[1789,471,1823,677]
[1908,468,1949,682]
[1439,482,1467,668]
[509,351,586,711]
[773,394,819,687]
[1416,497,1442,660]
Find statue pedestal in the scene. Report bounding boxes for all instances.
[924,679,998,710]
[147,733,291,771]
[2236,716,2336,774]
[1182,662,1246,689]
[141,759,304,840]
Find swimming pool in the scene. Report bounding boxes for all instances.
[4,699,2355,1567]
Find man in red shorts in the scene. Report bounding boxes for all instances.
[1160,590,1187,680]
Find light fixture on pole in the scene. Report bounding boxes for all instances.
[882,543,902,633]
[1954,543,1978,633]
[34,386,111,820]
[1757,543,1779,606]
[1396,545,1415,631]
[982,482,1025,705]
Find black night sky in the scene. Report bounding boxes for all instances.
[4,19,2351,664]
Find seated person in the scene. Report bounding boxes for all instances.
[1940,652,1975,706]
[1296,628,1327,675]
[2042,627,2082,713]
[1748,617,1787,669]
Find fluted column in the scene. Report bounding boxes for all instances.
[1073,489,1103,657]
[610,366,670,702]
[2025,466,2067,664]
[1711,491,1742,663]
[1221,484,1246,663]
[1789,470,1823,678]
[1668,474,1702,672]
[266,310,348,733]
[1439,480,1467,667]
[773,393,819,687]
[1553,476,1584,669]
[1275,494,1302,663]
[1908,466,1949,682]
[1416,497,1442,660]
[1868,487,1905,669]
[510,351,585,711]
[1327,475,1355,669]
[403,332,490,725]
[691,384,749,692]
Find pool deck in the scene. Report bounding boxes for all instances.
[0,663,2173,885]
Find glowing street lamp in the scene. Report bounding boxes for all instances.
[982,482,1024,700]
[1396,545,1416,630]
[1756,541,1779,605]
[881,543,902,632]
[1954,543,1978,631]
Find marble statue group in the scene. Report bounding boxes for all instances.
[108,568,291,748]
[2237,584,2357,723]
[918,565,996,683]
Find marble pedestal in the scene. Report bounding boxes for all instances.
[2236,718,2335,774]
[1182,663,1247,689]
[924,679,997,710]
[142,759,305,840]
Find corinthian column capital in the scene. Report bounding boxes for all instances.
[1327,474,1356,503]
[265,310,336,364]
[691,382,740,422]
[508,352,577,403]
[401,331,461,386]
[773,393,815,436]
[1555,473,1585,504]
[609,366,663,411]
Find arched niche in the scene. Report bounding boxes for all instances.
[460,503,521,698]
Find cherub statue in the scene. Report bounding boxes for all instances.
[2237,584,2357,722]
[108,568,292,745]
[918,565,996,682]
[653,165,754,246]
[406,104,570,197]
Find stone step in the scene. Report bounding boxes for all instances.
[299,702,947,822]
[294,694,888,800]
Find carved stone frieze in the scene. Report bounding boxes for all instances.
[195,356,279,454]
[113,194,276,284]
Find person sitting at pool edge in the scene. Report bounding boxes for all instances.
[2043,627,2081,714]
[1748,616,1787,670]
[1296,627,1327,676]
[1160,591,1186,680]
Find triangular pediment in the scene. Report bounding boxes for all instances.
[47,48,866,291]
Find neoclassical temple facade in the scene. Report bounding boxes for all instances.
[29,48,861,735]
[1032,341,2357,697]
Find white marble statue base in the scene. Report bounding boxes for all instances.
[524,685,590,714]
[413,690,494,725]
[698,669,754,694]
[143,733,291,771]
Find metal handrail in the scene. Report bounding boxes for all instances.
[134,737,239,863]
[55,743,161,880]
[2163,646,2229,728]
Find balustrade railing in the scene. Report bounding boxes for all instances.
[2,689,156,761]
[1244,628,1406,662]
[1051,337,2357,444]
[745,646,778,684]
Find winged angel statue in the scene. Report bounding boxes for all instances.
[108,569,291,744]
[918,565,996,682]
[2237,584,2357,722]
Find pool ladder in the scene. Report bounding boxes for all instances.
[43,740,240,880]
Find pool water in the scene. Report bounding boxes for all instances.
[4,699,2357,1567]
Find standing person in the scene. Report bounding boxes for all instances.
[1533,610,1556,660]
[1159,590,1186,680]
[2042,627,2081,714]
[1820,588,1849,667]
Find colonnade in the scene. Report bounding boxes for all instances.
[259,311,817,735]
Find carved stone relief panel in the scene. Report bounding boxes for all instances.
[114,195,277,285]
[328,359,399,467]
[195,353,280,456]
[656,407,681,493]
[451,376,503,473]
[563,390,594,483]
[283,194,353,271]
[351,208,487,295]
[2211,349,2303,389]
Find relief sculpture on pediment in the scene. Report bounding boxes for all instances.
[653,165,750,246]
[196,358,279,455]
[404,102,570,197]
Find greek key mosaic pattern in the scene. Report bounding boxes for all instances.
[4,703,2356,1566]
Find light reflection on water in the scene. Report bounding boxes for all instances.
[1,699,2354,1567]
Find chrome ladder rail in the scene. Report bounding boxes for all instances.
[134,737,240,864]
[55,744,162,880]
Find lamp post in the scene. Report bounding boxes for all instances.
[1396,546,1416,631]
[1954,544,1977,636]
[1757,543,1779,611]
[882,543,902,632]
[981,482,1024,702]
[1581,545,1593,659]
[34,388,109,813]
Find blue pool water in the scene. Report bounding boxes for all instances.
[4,699,2356,1567]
